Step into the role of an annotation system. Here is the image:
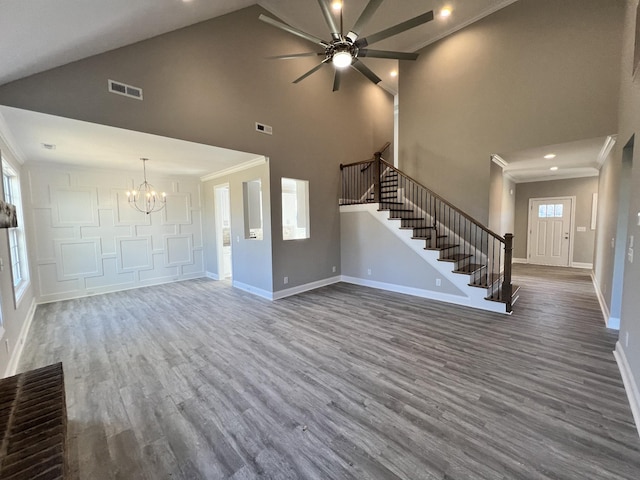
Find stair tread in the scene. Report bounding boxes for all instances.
[469,273,501,288]
[485,284,521,303]
[425,243,459,251]
[453,263,486,274]
[399,226,434,230]
[438,253,472,262]
[395,217,424,221]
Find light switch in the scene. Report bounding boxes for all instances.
[629,248,634,264]
[630,235,635,248]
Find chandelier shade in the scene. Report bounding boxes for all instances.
[126,158,166,215]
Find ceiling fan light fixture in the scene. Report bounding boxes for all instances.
[333,51,353,68]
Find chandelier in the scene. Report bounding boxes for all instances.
[126,158,166,215]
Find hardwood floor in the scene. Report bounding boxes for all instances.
[19,264,640,479]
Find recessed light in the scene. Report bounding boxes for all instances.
[440,7,452,18]
[42,143,56,150]
[544,153,556,159]
[332,1,342,11]
[390,70,398,77]
[550,166,559,171]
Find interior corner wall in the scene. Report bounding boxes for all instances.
[0,137,36,377]
[24,163,205,303]
[0,4,394,296]
[614,0,640,402]
[514,176,599,265]
[202,161,273,294]
[399,0,624,224]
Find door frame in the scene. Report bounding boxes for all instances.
[526,196,576,267]
[214,183,231,280]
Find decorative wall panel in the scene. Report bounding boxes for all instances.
[26,165,205,303]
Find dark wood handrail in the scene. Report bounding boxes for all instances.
[378,159,505,243]
[341,142,392,171]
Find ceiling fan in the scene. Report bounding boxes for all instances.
[259,0,434,92]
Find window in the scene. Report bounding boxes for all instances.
[2,160,29,303]
[282,178,309,240]
[538,203,563,218]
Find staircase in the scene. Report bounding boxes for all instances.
[340,144,519,313]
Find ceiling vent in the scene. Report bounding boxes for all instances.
[108,79,143,100]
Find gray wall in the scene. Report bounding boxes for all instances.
[203,161,273,293]
[608,0,640,396]
[399,0,624,224]
[514,177,599,265]
[0,5,394,295]
[340,210,462,296]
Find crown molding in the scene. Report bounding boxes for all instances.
[597,135,617,168]
[200,156,267,182]
[491,154,508,168]
[0,110,26,165]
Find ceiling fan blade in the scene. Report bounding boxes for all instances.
[355,11,434,48]
[347,0,384,42]
[317,0,341,41]
[259,14,329,47]
[293,58,330,84]
[351,59,382,85]
[267,52,325,60]
[333,69,342,92]
[358,49,418,61]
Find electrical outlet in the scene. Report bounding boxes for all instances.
[332,266,336,273]
[284,276,289,285]
[367,269,372,275]
[611,237,615,249]
[436,278,442,287]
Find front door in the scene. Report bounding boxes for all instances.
[528,197,573,266]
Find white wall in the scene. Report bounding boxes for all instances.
[25,163,205,303]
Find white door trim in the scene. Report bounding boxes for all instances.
[526,196,576,267]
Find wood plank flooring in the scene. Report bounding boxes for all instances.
[18,264,640,479]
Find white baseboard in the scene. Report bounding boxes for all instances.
[614,341,640,438]
[340,276,508,314]
[205,271,219,280]
[590,271,616,329]
[4,298,37,378]
[513,257,528,264]
[272,276,341,300]
[232,281,274,300]
[572,262,593,269]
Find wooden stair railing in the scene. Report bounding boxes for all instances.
[340,145,516,313]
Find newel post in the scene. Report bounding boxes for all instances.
[373,152,381,203]
[502,233,514,313]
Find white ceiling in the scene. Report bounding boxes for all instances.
[497,136,612,184]
[0,106,262,177]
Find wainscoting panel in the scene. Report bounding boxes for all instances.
[27,165,205,303]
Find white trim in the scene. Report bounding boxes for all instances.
[0,111,26,164]
[272,276,341,300]
[571,262,593,269]
[206,271,219,280]
[4,298,37,378]
[597,135,618,168]
[232,280,273,300]
[589,271,619,328]
[491,154,508,168]
[200,156,267,182]
[341,276,509,314]
[513,257,528,264]
[614,342,640,438]
[37,273,206,304]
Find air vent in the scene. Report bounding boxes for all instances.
[108,79,143,100]
[255,122,273,135]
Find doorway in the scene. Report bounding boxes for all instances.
[609,137,634,328]
[527,196,574,266]
[214,184,232,280]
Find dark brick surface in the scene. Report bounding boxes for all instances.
[0,363,67,480]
